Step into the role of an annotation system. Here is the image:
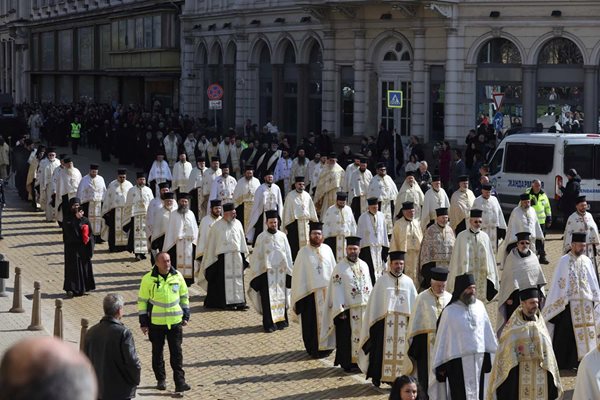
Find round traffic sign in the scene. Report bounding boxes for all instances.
[207,83,224,100]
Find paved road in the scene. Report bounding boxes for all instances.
[0,145,575,399]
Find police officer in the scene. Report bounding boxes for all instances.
[138,252,191,393]
[526,179,551,264]
[70,116,82,155]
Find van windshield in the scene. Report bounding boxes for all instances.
[564,144,600,179]
[504,143,554,174]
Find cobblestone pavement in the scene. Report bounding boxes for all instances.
[0,146,575,399]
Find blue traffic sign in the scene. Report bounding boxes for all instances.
[387,90,403,109]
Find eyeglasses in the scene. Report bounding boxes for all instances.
[518,241,530,245]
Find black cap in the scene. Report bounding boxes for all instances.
[177,192,191,201]
[346,236,361,247]
[264,168,274,176]
[567,168,577,177]
[430,267,449,282]
[46,147,56,153]
[458,175,469,182]
[89,164,99,170]
[63,157,72,164]
[572,232,587,243]
[328,152,337,159]
[163,192,175,200]
[136,172,146,179]
[364,198,376,206]
[295,176,305,183]
[210,199,222,207]
[470,209,483,218]
[245,164,254,171]
[401,201,414,210]
[388,251,405,261]
[211,156,219,162]
[376,162,386,169]
[158,182,171,189]
[223,203,235,212]
[197,156,206,162]
[576,195,587,204]
[309,221,323,231]
[516,232,531,242]
[221,163,229,169]
[336,192,348,201]
[435,207,448,216]
[519,287,540,301]
[69,197,81,205]
[481,184,492,191]
[360,157,367,164]
[453,273,476,297]
[405,170,416,178]
[265,210,278,220]
[431,175,441,182]
[519,193,530,201]
[117,168,127,175]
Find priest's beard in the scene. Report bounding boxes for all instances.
[460,292,476,305]
[347,254,358,263]
[177,205,189,214]
[470,226,480,233]
[267,228,277,234]
[211,211,220,218]
[298,156,306,164]
[309,238,322,247]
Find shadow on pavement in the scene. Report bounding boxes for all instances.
[95,271,144,278]
[214,366,347,384]
[184,350,307,368]
[11,241,63,248]
[184,324,264,338]
[270,384,384,399]
[92,257,136,265]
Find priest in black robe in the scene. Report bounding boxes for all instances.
[62,197,95,297]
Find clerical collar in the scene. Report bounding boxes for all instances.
[517,249,530,258]
[369,211,376,216]
[436,223,445,229]
[403,216,412,221]
[267,228,277,234]
[577,211,586,216]
[389,271,402,278]
[521,311,536,322]
[469,229,479,234]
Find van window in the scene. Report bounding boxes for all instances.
[504,143,554,174]
[489,148,503,175]
[565,144,593,179]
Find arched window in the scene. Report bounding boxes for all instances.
[478,38,521,64]
[383,52,397,61]
[538,38,583,65]
[382,43,410,62]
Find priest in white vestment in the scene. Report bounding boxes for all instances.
[343,155,360,193]
[199,203,250,310]
[282,176,318,260]
[207,163,237,214]
[124,172,154,261]
[348,158,373,222]
[186,156,208,223]
[573,345,600,400]
[171,151,192,193]
[39,148,61,221]
[148,153,172,196]
[322,192,357,262]
[543,232,600,369]
[233,165,261,233]
[163,131,180,167]
[54,157,82,225]
[563,195,600,264]
[290,147,309,189]
[357,197,389,285]
[314,153,345,216]
[201,157,222,217]
[418,207,455,290]
[77,164,107,241]
[395,171,424,221]
[472,183,506,255]
[389,201,422,285]
[358,251,417,387]
[163,192,199,286]
[320,236,372,372]
[247,210,294,332]
[273,150,293,197]
[101,169,132,252]
[146,182,175,251]
[367,162,398,233]
[430,273,498,400]
[447,209,499,303]
[246,171,284,245]
[406,267,452,399]
[420,175,450,232]
[148,192,176,265]
[448,175,475,234]
[195,199,222,272]
[291,222,336,358]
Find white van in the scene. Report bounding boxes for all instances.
[488,133,600,219]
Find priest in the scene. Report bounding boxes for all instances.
[282,176,318,260]
[418,207,455,290]
[39,148,61,221]
[406,267,452,399]
[543,232,600,369]
[163,192,199,286]
[291,222,337,358]
[77,164,107,242]
[430,273,498,400]
[101,169,132,252]
[124,172,154,261]
[472,183,506,255]
[573,344,600,400]
[563,195,600,265]
[348,157,372,222]
[358,251,417,387]
[395,171,424,221]
[247,210,294,332]
[233,164,260,232]
[171,150,192,193]
[199,203,250,310]
[54,157,82,226]
[246,169,284,245]
[147,153,172,196]
[320,236,372,372]
[195,199,222,271]
[497,232,547,333]
[389,201,423,284]
[420,175,450,232]
[186,156,208,223]
[448,175,475,234]
[149,192,176,264]
[207,163,237,213]
[145,182,174,251]
[367,162,398,233]
[356,197,389,284]
[322,192,357,262]
[487,288,562,400]
[314,152,345,216]
[447,209,499,302]
[201,156,222,215]
[255,141,281,180]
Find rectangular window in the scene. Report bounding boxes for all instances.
[58,30,73,71]
[153,15,162,48]
[31,34,39,71]
[99,24,111,69]
[380,81,394,132]
[135,17,144,48]
[399,81,412,137]
[144,16,153,48]
[78,27,93,70]
[565,144,593,179]
[111,21,118,51]
[126,19,135,49]
[505,143,554,174]
[489,148,504,175]
[118,20,126,50]
[340,66,354,137]
[41,32,55,71]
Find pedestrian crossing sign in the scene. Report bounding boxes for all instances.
[387,90,403,108]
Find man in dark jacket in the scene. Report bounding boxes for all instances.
[84,293,141,400]
[560,168,581,220]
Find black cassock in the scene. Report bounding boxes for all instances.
[407,333,430,394]
[295,293,332,358]
[235,204,245,231]
[350,197,361,223]
[204,253,249,309]
[333,309,356,370]
[189,187,201,224]
[455,218,467,235]
[359,246,389,285]
[435,353,492,400]
[250,272,291,330]
[285,220,301,261]
[496,364,559,399]
[361,319,386,383]
[102,209,128,252]
[549,304,579,369]
[62,216,96,295]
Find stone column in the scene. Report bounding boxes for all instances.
[246,63,259,124]
[21,44,30,102]
[234,34,249,128]
[522,65,537,130]
[411,28,426,142]
[353,29,366,136]
[584,65,598,133]
[321,30,336,135]
[0,42,4,93]
[444,27,463,142]
[223,64,235,130]
[462,65,477,137]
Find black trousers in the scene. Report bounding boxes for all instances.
[536,223,546,257]
[71,137,80,154]
[148,323,185,386]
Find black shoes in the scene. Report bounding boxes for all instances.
[175,383,191,392]
[539,256,550,265]
[156,381,167,391]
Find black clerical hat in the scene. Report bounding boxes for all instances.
[470,209,483,218]
[576,195,587,204]
[388,251,405,261]
[572,232,587,243]
[401,201,414,210]
[177,192,191,201]
[295,176,305,183]
[481,184,492,191]
[158,182,171,189]
[90,164,99,170]
[117,168,127,175]
[63,157,72,164]
[210,199,222,207]
[222,203,235,212]
[197,156,206,162]
[360,157,367,164]
[221,163,229,169]
[346,236,361,247]
[376,162,386,170]
[431,175,441,182]
[336,192,348,201]
[458,175,469,182]
[328,152,337,159]
[430,267,449,282]
[265,210,278,220]
[309,222,323,231]
[163,192,175,200]
[69,197,81,205]
[519,287,540,301]
[136,172,146,179]
[516,232,530,242]
[452,273,475,298]
[211,156,219,162]
[245,164,254,171]
[367,197,378,206]
[519,193,530,201]
[435,207,448,216]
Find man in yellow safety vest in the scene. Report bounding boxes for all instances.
[70,116,82,155]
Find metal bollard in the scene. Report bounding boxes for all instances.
[9,267,24,313]
[27,281,44,331]
[53,299,63,339]
[79,318,89,351]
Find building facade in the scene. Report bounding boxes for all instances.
[180,0,600,144]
